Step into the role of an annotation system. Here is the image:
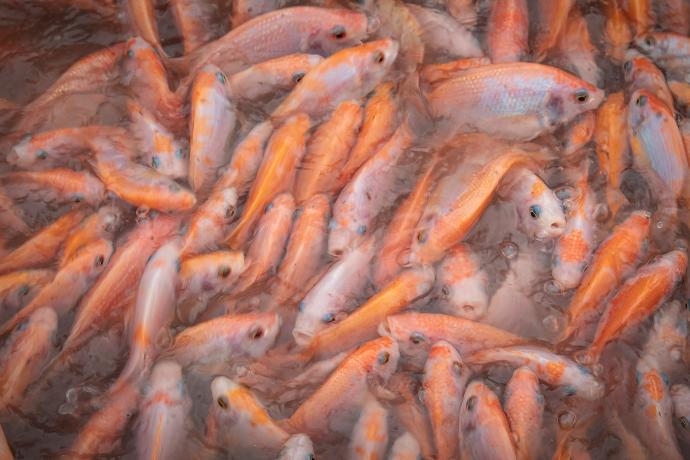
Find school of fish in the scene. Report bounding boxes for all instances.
[0,0,690,458]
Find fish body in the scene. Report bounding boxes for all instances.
[0,168,104,206]
[348,396,389,460]
[59,205,122,268]
[388,432,421,460]
[170,0,218,53]
[227,121,274,199]
[670,383,690,444]
[635,32,690,81]
[554,8,602,87]
[604,0,632,64]
[624,56,675,109]
[487,0,528,63]
[0,269,54,313]
[505,366,544,460]
[563,111,595,156]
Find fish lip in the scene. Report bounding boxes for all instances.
[377,320,392,337]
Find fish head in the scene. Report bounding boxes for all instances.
[514,176,566,240]
[97,205,124,234]
[291,305,324,348]
[634,33,667,59]
[622,55,657,84]
[628,89,673,133]
[8,133,50,168]
[554,79,604,129]
[359,39,400,85]
[239,313,281,358]
[365,336,400,383]
[378,313,430,367]
[459,381,503,432]
[307,10,370,55]
[436,249,488,321]
[671,384,690,444]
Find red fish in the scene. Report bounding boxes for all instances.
[227,122,274,199]
[59,205,122,268]
[0,168,105,206]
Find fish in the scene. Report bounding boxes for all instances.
[347,395,389,460]
[227,54,325,101]
[0,238,113,338]
[271,194,330,307]
[628,89,689,206]
[410,151,536,265]
[294,101,363,202]
[45,214,180,372]
[0,307,56,411]
[165,312,281,368]
[168,7,371,78]
[301,266,434,360]
[328,124,415,256]
[603,0,633,64]
[586,249,687,363]
[58,205,122,268]
[188,65,237,195]
[553,7,602,88]
[0,191,30,237]
[0,168,105,207]
[379,312,526,368]
[207,376,289,457]
[422,341,469,460]
[531,0,574,62]
[670,383,690,444]
[559,211,650,343]
[0,269,54,313]
[126,0,161,53]
[0,208,87,275]
[625,0,653,35]
[406,4,482,60]
[170,0,218,54]
[231,0,287,28]
[632,367,683,460]
[293,233,377,346]
[624,55,675,109]
[176,251,246,323]
[552,164,596,290]
[638,301,689,381]
[426,62,604,141]
[226,116,309,249]
[180,170,239,258]
[504,366,544,460]
[434,244,489,320]
[467,345,605,400]
[90,136,197,212]
[386,374,435,459]
[136,360,191,460]
[227,121,274,199]
[128,99,188,180]
[271,39,399,122]
[562,111,595,156]
[338,82,399,192]
[285,336,399,438]
[486,0,528,63]
[634,32,690,82]
[228,193,295,296]
[498,168,566,240]
[594,92,630,219]
[459,381,517,460]
[388,432,421,460]
[276,434,314,460]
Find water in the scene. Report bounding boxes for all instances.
[0,0,689,459]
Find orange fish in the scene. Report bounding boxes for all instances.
[228,193,295,296]
[386,374,435,459]
[0,190,30,237]
[634,33,690,82]
[625,0,653,35]
[422,341,469,460]
[410,151,535,266]
[374,154,438,287]
[624,56,674,110]
[560,211,650,343]
[286,337,399,438]
[227,121,273,199]
[58,205,122,268]
[0,307,56,412]
[504,366,544,460]
[459,381,517,460]
[166,312,281,368]
[338,82,398,192]
[228,54,324,101]
[189,65,237,195]
[207,376,289,457]
[0,168,105,206]
[486,0,528,63]
[347,395,389,460]
[0,208,87,275]
[563,110,596,157]
[594,92,630,219]
[294,100,362,203]
[271,194,330,306]
[586,249,687,363]
[0,238,113,338]
[90,136,197,212]
[531,0,575,62]
[170,0,217,53]
[271,39,399,122]
[555,7,601,87]
[603,0,632,64]
[302,266,434,361]
[136,360,191,460]
[226,115,309,249]
[0,269,54,313]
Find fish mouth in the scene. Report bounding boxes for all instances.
[292,329,314,347]
[377,320,392,337]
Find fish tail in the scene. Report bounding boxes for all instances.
[398,71,434,143]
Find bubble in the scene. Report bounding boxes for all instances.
[66,387,78,404]
[544,279,564,296]
[57,402,76,416]
[136,206,150,222]
[656,219,665,230]
[500,242,518,259]
[558,411,577,429]
[555,186,578,201]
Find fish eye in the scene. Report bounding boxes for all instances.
[331,25,346,39]
[19,285,30,296]
[298,301,305,312]
[356,224,367,235]
[373,51,385,64]
[636,95,648,106]
[215,71,226,84]
[466,395,477,411]
[217,395,228,409]
[73,194,84,203]
[574,89,589,103]
[529,205,541,219]
[95,255,105,266]
[168,182,181,192]
[248,326,264,340]
[225,207,236,219]
[378,351,390,364]
[151,156,160,169]
[127,49,135,58]
[175,259,182,272]
[417,230,427,243]
[322,312,335,323]
[175,148,186,159]
[218,265,231,278]
[452,361,463,375]
[680,416,690,430]
[441,285,450,297]
[36,150,48,160]
[644,35,656,47]
[410,332,426,344]
[307,455,315,460]
[623,60,632,74]
[292,71,305,83]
